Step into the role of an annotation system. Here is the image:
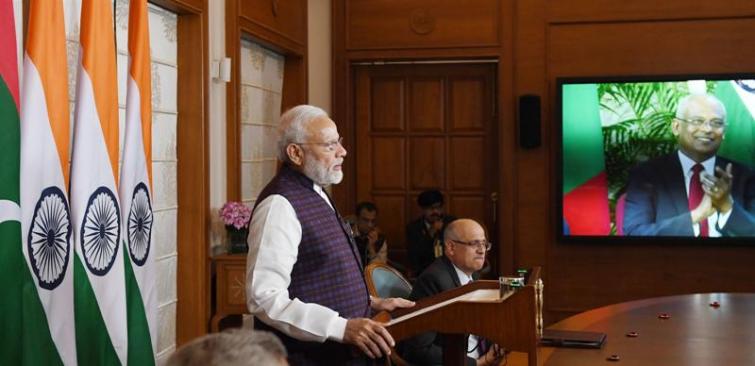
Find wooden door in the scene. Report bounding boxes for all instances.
[354,63,499,275]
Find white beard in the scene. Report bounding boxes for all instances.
[303,160,343,186]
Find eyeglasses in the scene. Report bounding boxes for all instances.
[295,137,344,152]
[451,239,492,251]
[676,117,726,129]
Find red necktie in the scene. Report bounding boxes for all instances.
[688,163,708,237]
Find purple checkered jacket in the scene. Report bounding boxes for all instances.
[253,164,371,365]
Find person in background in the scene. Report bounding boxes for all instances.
[351,201,388,265]
[245,105,414,365]
[406,190,457,276]
[623,94,755,236]
[400,219,504,366]
[166,329,288,366]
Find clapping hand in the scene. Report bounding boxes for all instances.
[701,163,734,213]
[691,194,715,224]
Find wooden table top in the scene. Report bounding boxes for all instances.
[529,293,755,366]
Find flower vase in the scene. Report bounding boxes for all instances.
[227,226,249,253]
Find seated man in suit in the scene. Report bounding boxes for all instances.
[406,190,457,277]
[623,94,755,236]
[349,201,388,265]
[401,219,503,366]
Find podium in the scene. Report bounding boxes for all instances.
[374,268,542,365]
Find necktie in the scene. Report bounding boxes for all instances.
[688,163,708,237]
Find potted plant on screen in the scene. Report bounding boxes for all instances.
[219,201,252,253]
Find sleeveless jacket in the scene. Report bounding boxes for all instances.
[253,164,370,365]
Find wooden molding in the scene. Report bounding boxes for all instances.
[225,0,308,204]
[172,0,210,346]
[225,0,241,201]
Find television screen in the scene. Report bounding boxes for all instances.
[559,76,755,239]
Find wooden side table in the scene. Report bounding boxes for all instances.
[211,254,248,332]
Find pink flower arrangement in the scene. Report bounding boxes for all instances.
[219,201,252,230]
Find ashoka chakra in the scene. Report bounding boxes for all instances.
[127,182,153,266]
[28,187,71,290]
[80,186,120,276]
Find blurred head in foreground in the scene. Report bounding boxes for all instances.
[166,328,288,366]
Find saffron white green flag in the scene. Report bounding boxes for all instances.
[18,0,76,364]
[120,0,157,364]
[70,0,128,364]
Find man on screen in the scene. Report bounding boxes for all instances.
[623,94,755,237]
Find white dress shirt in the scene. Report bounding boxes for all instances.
[677,151,731,236]
[245,183,349,343]
[453,264,481,359]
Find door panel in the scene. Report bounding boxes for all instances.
[371,78,405,132]
[450,77,485,131]
[409,79,445,132]
[409,137,446,189]
[372,137,405,190]
[450,137,485,190]
[355,63,497,274]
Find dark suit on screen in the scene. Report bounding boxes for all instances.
[400,256,478,366]
[623,152,755,237]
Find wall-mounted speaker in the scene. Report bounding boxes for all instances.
[518,94,541,149]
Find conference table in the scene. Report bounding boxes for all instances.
[511,293,755,366]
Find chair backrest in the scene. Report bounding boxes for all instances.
[364,262,413,299]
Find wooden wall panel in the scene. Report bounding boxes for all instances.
[372,138,405,190]
[450,137,484,190]
[335,0,755,327]
[239,0,306,47]
[548,18,755,78]
[346,0,500,50]
[450,78,485,131]
[371,78,405,132]
[409,79,444,132]
[546,0,755,23]
[448,196,486,226]
[542,6,755,322]
[372,194,408,264]
[409,137,445,189]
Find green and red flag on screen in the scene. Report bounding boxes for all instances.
[715,80,755,167]
[562,84,611,235]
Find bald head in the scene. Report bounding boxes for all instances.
[443,219,488,275]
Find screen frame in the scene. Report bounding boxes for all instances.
[555,72,755,245]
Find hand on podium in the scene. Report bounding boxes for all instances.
[343,297,415,358]
[371,296,415,312]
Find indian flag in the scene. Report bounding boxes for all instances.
[120,0,157,364]
[70,0,128,364]
[17,0,77,364]
[715,80,755,167]
[562,83,611,235]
